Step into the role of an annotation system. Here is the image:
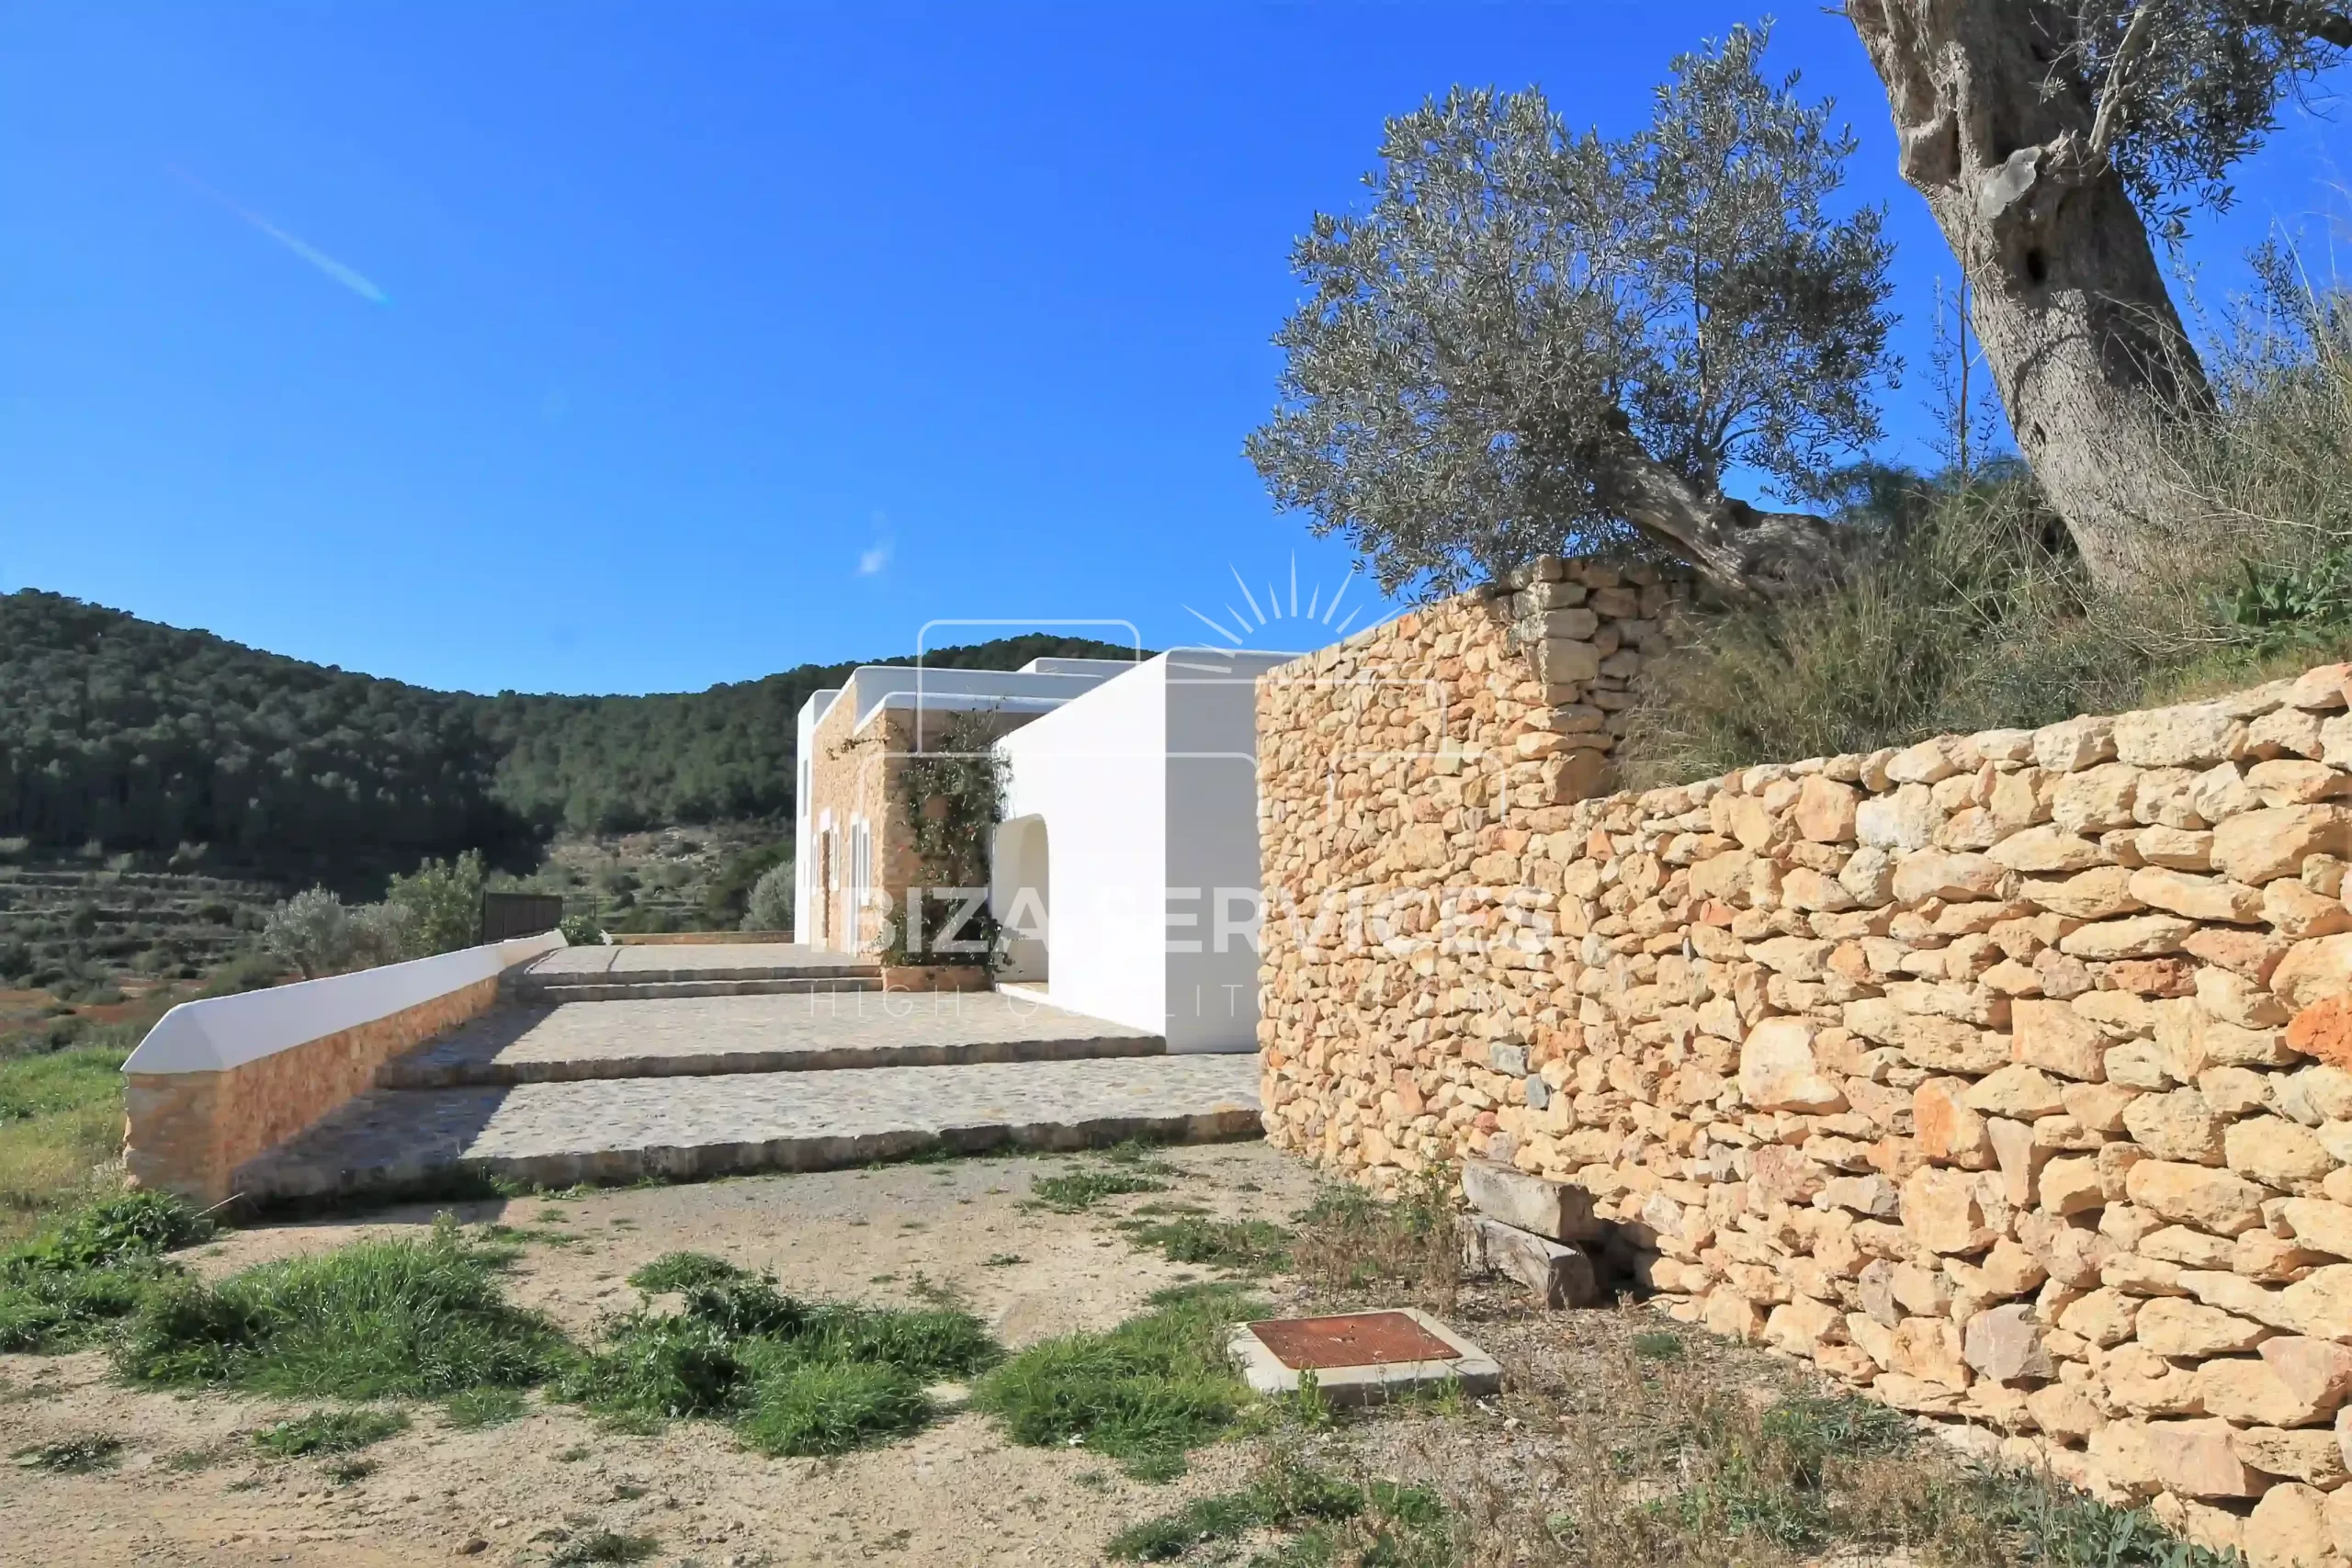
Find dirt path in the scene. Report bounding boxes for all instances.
[0,1142,1320,1568]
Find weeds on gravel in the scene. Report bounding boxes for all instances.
[11,1434,123,1473]
[1287,1168,1460,1309]
[1030,1168,1169,1212]
[443,1385,529,1428]
[1416,1337,2233,1568]
[557,1252,997,1457]
[1123,1215,1294,1275]
[253,1408,409,1458]
[1106,1446,1446,1563]
[118,1213,567,1401]
[628,1252,744,1292]
[551,1531,660,1565]
[972,1282,1260,1482]
[0,1190,213,1351]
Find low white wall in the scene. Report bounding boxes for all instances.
[124,932,566,1076]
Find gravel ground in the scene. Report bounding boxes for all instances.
[0,1142,1320,1568]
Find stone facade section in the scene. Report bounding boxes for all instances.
[125,976,500,1205]
[1260,605,2352,1555]
[804,701,1033,957]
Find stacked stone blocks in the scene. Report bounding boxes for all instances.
[1258,578,2352,1564]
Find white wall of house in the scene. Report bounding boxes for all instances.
[993,648,1292,1054]
[793,690,840,944]
[995,660,1167,1034]
[1164,649,1293,1052]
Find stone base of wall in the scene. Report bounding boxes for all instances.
[126,976,501,1206]
[1260,590,2352,1562]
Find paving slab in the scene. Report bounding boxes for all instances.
[238,1053,1265,1201]
[379,991,1165,1088]
[521,942,875,982]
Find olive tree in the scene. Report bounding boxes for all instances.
[1847,1,2351,587]
[1246,25,1896,603]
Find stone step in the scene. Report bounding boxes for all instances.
[510,976,881,1002]
[238,1054,1265,1202]
[381,992,1165,1088]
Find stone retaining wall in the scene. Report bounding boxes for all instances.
[127,978,501,1206]
[122,933,563,1206]
[1258,583,2352,1562]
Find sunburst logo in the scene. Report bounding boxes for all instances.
[1182,555,1369,648]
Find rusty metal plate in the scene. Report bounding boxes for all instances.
[1246,1312,1458,1371]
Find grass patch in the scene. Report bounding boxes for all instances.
[626,1251,744,1292]
[1631,1330,1684,1361]
[1029,1168,1169,1212]
[972,1282,1260,1481]
[1105,1448,1444,1562]
[555,1253,997,1457]
[118,1213,567,1401]
[11,1434,123,1473]
[1124,1216,1293,1275]
[254,1408,409,1458]
[443,1384,529,1428]
[738,1359,931,1457]
[0,1190,214,1351]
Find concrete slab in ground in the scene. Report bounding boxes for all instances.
[240,1053,1263,1201]
[380,992,1166,1087]
[1229,1309,1502,1405]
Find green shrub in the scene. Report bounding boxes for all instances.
[442,1385,528,1428]
[0,1191,213,1351]
[626,1251,746,1293]
[741,862,794,933]
[119,1214,565,1399]
[737,1359,931,1457]
[557,1254,997,1457]
[973,1284,1258,1481]
[253,1408,410,1458]
[385,851,488,957]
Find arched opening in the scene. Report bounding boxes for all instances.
[990,815,1050,984]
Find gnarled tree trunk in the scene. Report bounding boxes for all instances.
[1848,0,2212,590]
[1589,412,1857,604]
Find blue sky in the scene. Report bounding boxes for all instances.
[3,4,2346,696]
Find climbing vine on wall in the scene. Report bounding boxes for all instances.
[884,708,1008,967]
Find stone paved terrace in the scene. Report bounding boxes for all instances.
[379,991,1165,1088]
[238,1053,1263,1201]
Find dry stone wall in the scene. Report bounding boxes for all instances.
[1259,578,2352,1563]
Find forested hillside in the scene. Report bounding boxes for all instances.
[0,590,1139,880]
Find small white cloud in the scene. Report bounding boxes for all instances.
[857,540,891,576]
